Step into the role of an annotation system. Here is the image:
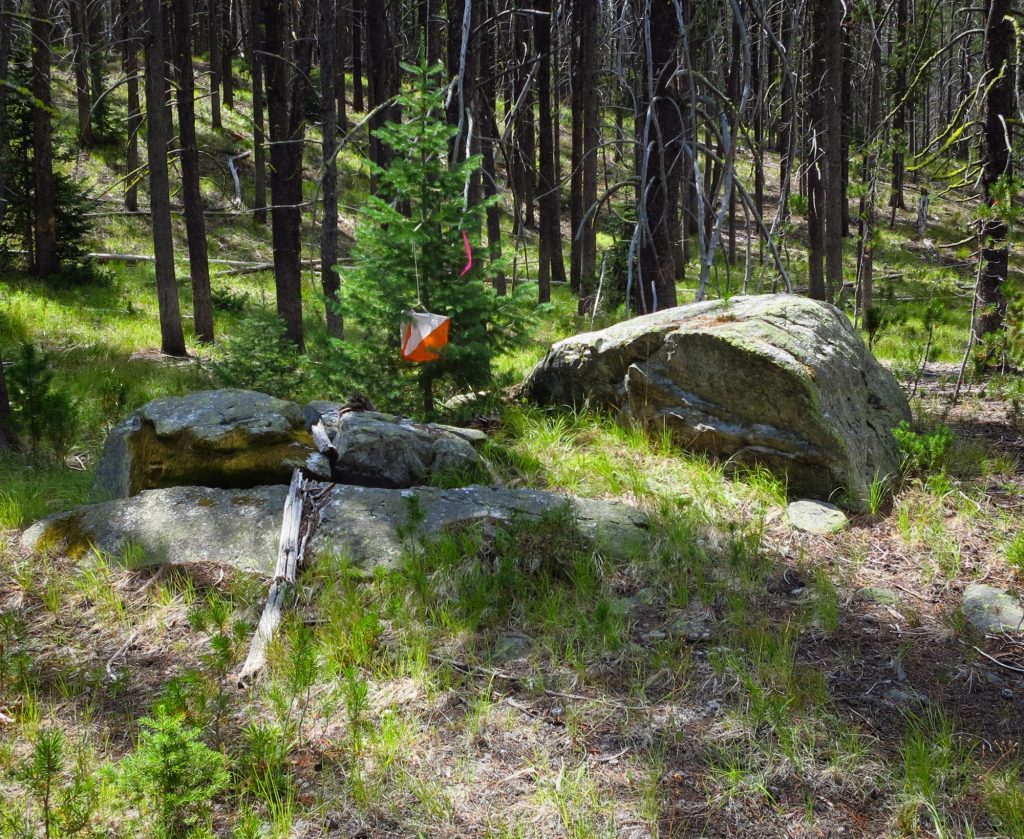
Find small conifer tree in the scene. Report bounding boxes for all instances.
[334,60,532,414]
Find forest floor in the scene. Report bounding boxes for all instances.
[2,60,1024,837]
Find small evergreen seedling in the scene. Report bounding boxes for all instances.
[6,342,77,459]
[20,728,98,838]
[118,709,229,838]
[335,59,533,415]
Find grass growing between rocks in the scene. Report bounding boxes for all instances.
[3,383,1024,836]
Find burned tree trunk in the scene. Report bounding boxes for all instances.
[975,0,1012,339]
[635,0,680,312]
[144,0,188,355]
[172,0,215,343]
[535,0,566,303]
[320,0,344,338]
[31,0,59,278]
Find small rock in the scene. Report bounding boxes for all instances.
[962,584,1024,635]
[670,619,711,642]
[642,630,667,643]
[492,632,532,662]
[883,686,929,711]
[1001,688,1014,701]
[854,587,900,606]
[787,500,849,535]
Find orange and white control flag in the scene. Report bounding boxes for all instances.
[400,311,451,362]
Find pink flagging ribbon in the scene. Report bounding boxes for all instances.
[460,230,473,277]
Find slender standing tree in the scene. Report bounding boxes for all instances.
[351,0,364,111]
[70,0,94,146]
[570,0,598,299]
[262,0,313,349]
[535,0,566,303]
[249,0,267,224]
[172,0,215,343]
[123,0,142,211]
[889,0,908,213]
[222,0,234,108]
[635,0,680,312]
[0,343,16,451]
[975,0,1012,338]
[31,0,59,278]
[823,0,845,296]
[143,0,188,356]
[320,0,343,338]
[209,0,223,129]
[806,0,828,300]
[0,0,16,227]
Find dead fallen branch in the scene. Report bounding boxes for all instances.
[237,470,331,684]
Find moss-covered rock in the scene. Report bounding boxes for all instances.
[95,389,313,498]
[522,294,911,511]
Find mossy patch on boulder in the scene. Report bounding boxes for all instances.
[95,389,314,498]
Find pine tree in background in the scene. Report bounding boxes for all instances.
[335,61,532,416]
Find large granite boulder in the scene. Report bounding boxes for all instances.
[304,407,489,488]
[522,294,910,511]
[22,484,648,574]
[95,389,313,498]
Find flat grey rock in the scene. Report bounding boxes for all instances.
[522,295,911,511]
[962,584,1024,635]
[787,499,849,534]
[22,484,648,576]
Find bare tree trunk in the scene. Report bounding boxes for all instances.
[250,0,267,223]
[263,0,311,349]
[336,2,349,129]
[0,344,16,452]
[806,0,827,300]
[975,0,1012,338]
[222,0,234,108]
[889,0,908,212]
[0,0,16,227]
[366,0,399,178]
[635,0,680,312]
[320,0,344,338]
[419,0,441,63]
[70,0,94,146]
[209,0,223,128]
[856,0,883,320]
[512,9,536,229]
[144,0,188,355]
[87,0,106,103]
[480,0,505,295]
[351,0,364,112]
[173,0,215,343]
[31,0,59,278]
[570,0,583,293]
[570,0,598,301]
[124,0,141,211]
[823,0,845,297]
[535,0,566,303]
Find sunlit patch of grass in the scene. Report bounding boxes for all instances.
[0,456,95,528]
